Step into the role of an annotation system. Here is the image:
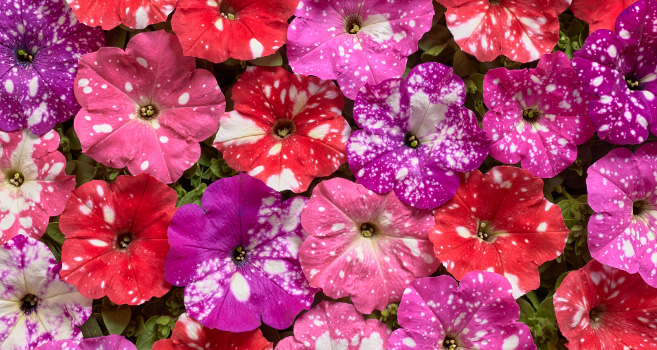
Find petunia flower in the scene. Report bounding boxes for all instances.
[586,142,657,287]
[59,173,176,305]
[0,235,92,350]
[570,0,639,33]
[66,0,176,30]
[430,166,569,298]
[299,177,440,313]
[0,0,105,135]
[440,0,570,62]
[36,335,137,350]
[347,62,489,209]
[171,0,297,63]
[213,66,350,193]
[74,30,225,184]
[276,301,390,350]
[389,272,537,350]
[483,51,595,178]
[554,260,657,350]
[287,0,433,99]
[165,173,315,332]
[0,130,75,244]
[152,313,273,350]
[572,0,657,144]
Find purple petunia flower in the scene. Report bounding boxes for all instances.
[483,51,595,178]
[164,173,315,332]
[35,335,136,350]
[287,0,433,99]
[586,142,657,287]
[389,272,536,350]
[0,0,105,135]
[572,0,657,145]
[347,62,490,210]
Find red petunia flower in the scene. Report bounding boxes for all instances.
[213,66,350,192]
[153,313,273,350]
[430,166,569,297]
[59,174,176,305]
[570,0,639,33]
[67,0,176,30]
[171,0,298,63]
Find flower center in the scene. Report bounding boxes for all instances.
[488,0,501,5]
[589,305,605,325]
[273,119,296,139]
[522,108,541,123]
[359,222,378,238]
[219,2,238,20]
[633,199,653,217]
[20,294,39,315]
[139,104,159,119]
[476,220,495,242]
[405,134,420,148]
[116,232,133,250]
[626,76,642,91]
[16,49,34,63]
[344,14,363,34]
[7,171,24,187]
[442,336,459,350]
[232,246,248,265]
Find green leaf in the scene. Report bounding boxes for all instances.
[178,183,207,206]
[101,298,132,335]
[526,291,540,309]
[79,314,104,338]
[249,51,284,67]
[517,298,535,324]
[40,223,65,260]
[136,316,159,350]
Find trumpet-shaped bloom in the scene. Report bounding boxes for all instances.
[66,0,176,29]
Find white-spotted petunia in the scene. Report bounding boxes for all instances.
[35,335,137,350]
[67,0,176,30]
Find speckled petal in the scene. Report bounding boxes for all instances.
[67,0,176,30]
[36,335,138,350]
[615,0,657,48]
[570,0,638,32]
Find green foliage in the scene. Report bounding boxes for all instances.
[40,222,65,261]
[102,298,132,335]
[557,194,593,267]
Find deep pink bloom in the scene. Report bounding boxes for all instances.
[276,301,390,350]
[441,0,570,62]
[554,260,657,350]
[0,130,75,243]
[430,167,569,297]
[74,30,225,183]
[214,66,349,192]
[67,0,176,29]
[35,335,137,350]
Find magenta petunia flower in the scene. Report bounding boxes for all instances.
[430,166,569,298]
[572,0,657,144]
[440,0,570,63]
[0,235,92,350]
[74,30,225,184]
[570,0,639,33]
[165,173,315,332]
[347,62,490,209]
[172,0,297,63]
[389,272,536,350]
[35,335,137,350]
[0,0,105,135]
[483,51,595,178]
[276,301,390,350]
[0,130,75,244]
[213,66,350,193]
[287,0,433,99]
[67,0,176,30]
[554,260,657,350]
[299,178,439,313]
[586,142,657,287]
[59,174,175,305]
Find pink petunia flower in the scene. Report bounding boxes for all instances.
[59,174,176,305]
[74,30,225,184]
[586,142,657,287]
[440,0,570,62]
[66,0,176,29]
[36,335,137,350]
[430,166,569,298]
[276,301,390,350]
[287,0,434,99]
[0,130,75,244]
[389,272,536,350]
[171,0,298,63]
[299,178,439,313]
[213,66,350,193]
[570,0,639,33]
[483,51,595,178]
[554,260,657,350]
[153,314,273,350]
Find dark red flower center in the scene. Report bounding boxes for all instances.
[488,0,501,5]
[522,108,541,123]
[7,171,24,187]
[476,220,496,242]
[219,2,238,20]
[405,134,420,148]
[16,49,34,63]
[20,294,39,315]
[116,232,134,250]
[344,14,363,34]
[139,104,159,119]
[232,246,248,265]
[633,199,653,217]
[273,119,296,139]
[589,305,605,325]
[625,76,643,91]
[359,222,378,238]
[442,336,459,350]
